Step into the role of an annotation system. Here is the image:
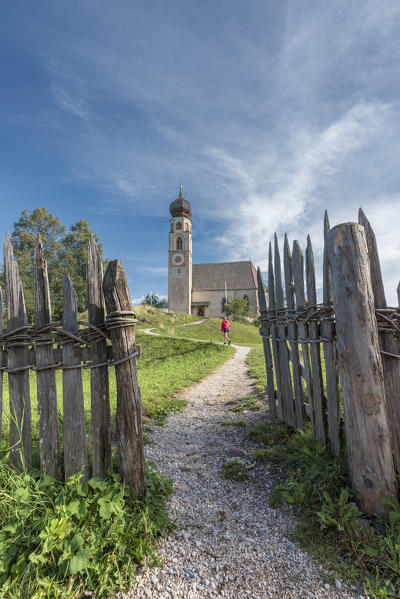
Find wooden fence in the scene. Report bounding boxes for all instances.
[0,234,145,495]
[257,210,399,516]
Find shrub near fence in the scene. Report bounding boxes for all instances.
[0,234,145,495]
[257,210,399,516]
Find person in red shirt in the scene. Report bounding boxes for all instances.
[221,317,231,345]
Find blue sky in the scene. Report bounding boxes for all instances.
[1,1,400,303]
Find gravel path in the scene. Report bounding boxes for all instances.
[122,345,364,599]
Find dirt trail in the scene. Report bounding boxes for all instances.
[122,346,363,599]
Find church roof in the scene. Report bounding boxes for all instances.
[192,261,257,291]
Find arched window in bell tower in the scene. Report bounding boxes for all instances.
[184,222,189,231]
[176,237,183,250]
[176,222,182,230]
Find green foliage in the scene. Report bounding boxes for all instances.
[220,459,249,481]
[142,293,167,309]
[7,208,104,322]
[229,396,260,413]
[224,296,253,322]
[0,460,173,598]
[251,422,400,598]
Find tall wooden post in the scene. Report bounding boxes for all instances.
[327,222,396,515]
[359,208,400,473]
[274,234,295,427]
[322,213,341,456]
[62,274,89,480]
[257,267,276,418]
[87,235,111,478]
[4,234,32,470]
[103,260,145,496]
[33,235,61,478]
[284,235,304,429]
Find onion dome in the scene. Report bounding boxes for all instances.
[169,186,192,218]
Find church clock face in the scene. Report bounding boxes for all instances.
[172,252,184,266]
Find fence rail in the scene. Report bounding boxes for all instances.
[257,209,399,516]
[0,234,145,494]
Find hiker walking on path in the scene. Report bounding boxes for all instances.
[221,317,231,345]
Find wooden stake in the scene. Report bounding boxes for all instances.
[33,235,61,478]
[103,260,145,496]
[327,222,396,516]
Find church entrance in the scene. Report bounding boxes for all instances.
[198,308,204,317]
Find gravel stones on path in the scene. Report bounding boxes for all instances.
[121,345,364,599]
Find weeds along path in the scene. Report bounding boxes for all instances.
[122,346,361,599]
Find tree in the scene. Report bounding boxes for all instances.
[59,220,105,314]
[6,209,104,322]
[142,293,160,307]
[224,296,253,322]
[142,293,168,309]
[10,208,66,322]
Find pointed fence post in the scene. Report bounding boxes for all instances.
[4,234,32,470]
[103,260,145,496]
[327,222,397,516]
[257,267,276,418]
[268,243,284,420]
[87,235,111,478]
[274,234,295,427]
[322,213,341,456]
[33,236,61,478]
[284,235,304,429]
[359,208,400,473]
[62,274,89,480]
[306,235,327,444]
[292,241,313,422]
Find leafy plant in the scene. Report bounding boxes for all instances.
[0,459,173,598]
[250,422,400,599]
[220,459,249,481]
[229,396,260,413]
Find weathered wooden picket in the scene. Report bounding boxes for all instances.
[0,234,145,495]
[257,210,399,516]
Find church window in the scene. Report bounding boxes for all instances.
[176,222,182,230]
[170,223,174,232]
[243,294,249,303]
[176,237,183,250]
[222,297,227,312]
[184,222,189,231]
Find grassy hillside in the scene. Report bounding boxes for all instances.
[154,316,262,346]
[134,304,200,329]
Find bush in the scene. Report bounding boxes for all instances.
[224,297,253,322]
[0,460,173,598]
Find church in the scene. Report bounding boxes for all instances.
[168,187,259,317]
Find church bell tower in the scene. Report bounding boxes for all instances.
[168,186,192,314]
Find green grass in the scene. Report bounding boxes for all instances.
[134,304,200,330]
[220,459,250,481]
[154,316,262,346]
[246,346,267,395]
[221,420,246,427]
[228,396,260,413]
